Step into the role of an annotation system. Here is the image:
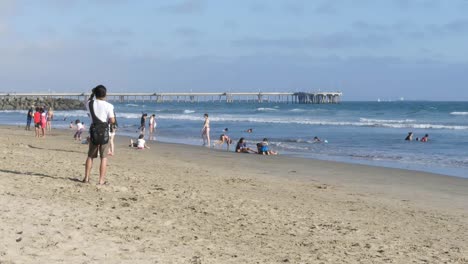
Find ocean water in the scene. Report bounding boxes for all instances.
[1,101,467,178]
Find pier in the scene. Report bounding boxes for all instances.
[0,92,342,104]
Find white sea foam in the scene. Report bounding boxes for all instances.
[256,107,277,112]
[47,110,468,130]
[125,104,139,107]
[153,114,468,130]
[183,109,195,114]
[359,118,416,123]
[0,110,27,114]
[450,112,468,115]
[289,108,305,112]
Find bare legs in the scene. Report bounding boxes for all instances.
[202,128,210,147]
[108,134,115,155]
[83,157,108,185]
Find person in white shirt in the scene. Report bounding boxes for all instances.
[73,119,84,141]
[82,85,115,185]
[129,134,150,150]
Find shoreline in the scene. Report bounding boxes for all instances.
[0,109,468,178]
[0,125,467,262]
[5,122,468,180]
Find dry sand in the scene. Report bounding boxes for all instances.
[0,126,467,263]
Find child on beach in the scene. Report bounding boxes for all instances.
[40,107,47,137]
[73,119,84,141]
[257,138,278,155]
[235,138,257,153]
[129,134,150,150]
[33,107,41,137]
[25,107,33,131]
[214,133,233,151]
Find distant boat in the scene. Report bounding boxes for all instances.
[400,97,405,101]
[377,98,381,102]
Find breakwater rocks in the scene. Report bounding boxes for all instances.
[0,97,85,110]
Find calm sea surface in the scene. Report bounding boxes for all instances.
[1,101,467,178]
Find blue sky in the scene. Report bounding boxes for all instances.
[1,0,468,100]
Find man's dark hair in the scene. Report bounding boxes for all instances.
[92,85,107,98]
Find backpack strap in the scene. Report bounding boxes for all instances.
[89,100,106,124]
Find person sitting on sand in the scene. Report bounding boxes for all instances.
[257,138,278,155]
[129,134,150,149]
[405,132,413,141]
[420,134,429,142]
[214,133,233,151]
[235,138,257,153]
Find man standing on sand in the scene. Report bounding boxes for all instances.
[82,85,115,185]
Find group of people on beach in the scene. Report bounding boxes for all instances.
[204,114,278,155]
[138,113,157,140]
[26,106,54,138]
[405,132,429,142]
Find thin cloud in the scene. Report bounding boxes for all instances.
[232,32,392,49]
[249,2,270,13]
[173,27,203,38]
[76,27,134,38]
[314,1,338,14]
[434,19,468,34]
[158,0,204,14]
[282,1,306,16]
[391,0,440,9]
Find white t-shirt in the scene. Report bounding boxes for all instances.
[137,138,145,149]
[86,100,114,124]
[76,123,84,130]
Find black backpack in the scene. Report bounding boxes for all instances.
[89,100,109,145]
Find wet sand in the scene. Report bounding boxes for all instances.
[0,126,467,263]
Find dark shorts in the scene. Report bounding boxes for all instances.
[88,142,110,159]
[35,123,41,128]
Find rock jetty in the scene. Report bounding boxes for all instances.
[0,97,85,110]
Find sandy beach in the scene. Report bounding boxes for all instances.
[0,125,467,263]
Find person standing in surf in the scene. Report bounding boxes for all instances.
[139,113,147,135]
[148,114,156,141]
[202,113,210,147]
